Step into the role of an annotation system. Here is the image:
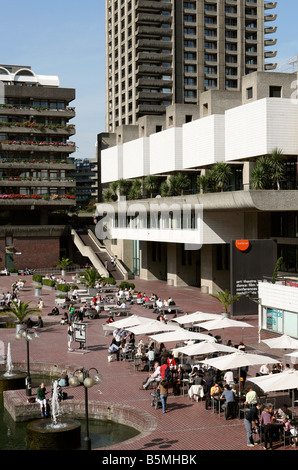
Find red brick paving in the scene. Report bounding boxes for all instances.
[0,274,293,452]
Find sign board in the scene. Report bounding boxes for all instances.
[230,239,277,316]
[74,322,87,345]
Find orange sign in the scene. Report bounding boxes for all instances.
[235,240,250,252]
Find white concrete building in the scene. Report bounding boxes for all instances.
[95,71,298,298]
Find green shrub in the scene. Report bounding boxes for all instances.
[32,274,44,283]
[101,277,116,285]
[42,279,56,287]
[9,268,18,273]
[56,284,70,292]
[119,281,135,290]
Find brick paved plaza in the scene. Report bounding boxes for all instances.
[0,274,294,454]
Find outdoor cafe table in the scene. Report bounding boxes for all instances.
[156,305,182,314]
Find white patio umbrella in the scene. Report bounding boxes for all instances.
[249,369,298,394]
[200,350,277,395]
[285,351,298,365]
[149,329,215,344]
[200,350,277,371]
[194,316,254,342]
[262,335,298,350]
[109,315,152,329]
[174,341,238,357]
[172,311,219,326]
[127,320,180,336]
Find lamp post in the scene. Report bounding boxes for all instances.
[69,367,101,450]
[15,327,39,396]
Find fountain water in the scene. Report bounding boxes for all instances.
[3,343,14,377]
[0,343,26,392]
[26,379,81,450]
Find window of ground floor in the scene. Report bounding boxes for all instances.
[263,306,298,338]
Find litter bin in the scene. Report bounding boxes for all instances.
[201,285,209,294]
[167,279,174,286]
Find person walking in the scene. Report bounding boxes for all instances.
[67,321,74,351]
[158,378,169,414]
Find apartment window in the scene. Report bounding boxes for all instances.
[269,86,282,98]
[246,87,253,99]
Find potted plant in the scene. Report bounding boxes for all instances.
[56,257,73,276]
[210,289,241,318]
[80,268,101,295]
[34,285,42,297]
[1,300,40,333]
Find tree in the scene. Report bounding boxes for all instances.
[81,268,101,289]
[168,173,191,196]
[196,174,209,194]
[144,174,159,198]
[160,180,170,197]
[175,172,191,195]
[103,188,113,202]
[271,256,283,284]
[128,179,142,200]
[251,156,272,190]
[109,181,119,201]
[269,147,285,190]
[212,162,232,192]
[210,289,241,317]
[117,179,131,197]
[2,300,40,325]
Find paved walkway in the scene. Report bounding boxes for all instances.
[0,274,293,452]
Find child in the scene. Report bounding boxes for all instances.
[158,378,169,414]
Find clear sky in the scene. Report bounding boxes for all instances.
[1,0,298,161]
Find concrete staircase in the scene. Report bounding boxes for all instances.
[71,228,128,281]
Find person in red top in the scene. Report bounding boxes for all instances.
[167,355,177,371]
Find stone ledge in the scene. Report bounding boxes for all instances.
[3,388,157,449]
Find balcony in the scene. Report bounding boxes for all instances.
[0,122,75,136]
[0,158,76,169]
[0,140,76,153]
[0,177,75,188]
[0,193,76,209]
[0,104,75,119]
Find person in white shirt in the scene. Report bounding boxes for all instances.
[259,364,270,375]
[224,369,235,386]
[141,362,161,390]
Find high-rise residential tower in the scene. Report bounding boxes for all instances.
[105,0,277,132]
[0,64,76,270]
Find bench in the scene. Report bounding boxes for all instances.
[109,308,131,318]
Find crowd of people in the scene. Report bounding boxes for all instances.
[3,271,298,450]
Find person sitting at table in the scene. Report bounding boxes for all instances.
[210,383,223,410]
[259,363,270,376]
[108,338,120,361]
[271,364,281,374]
[153,298,163,312]
[276,403,292,420]
[245,385,258,406]
[220,384,236,416]
[141,361,161,390]
[283,417,298,447]
[172,365,185,396]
